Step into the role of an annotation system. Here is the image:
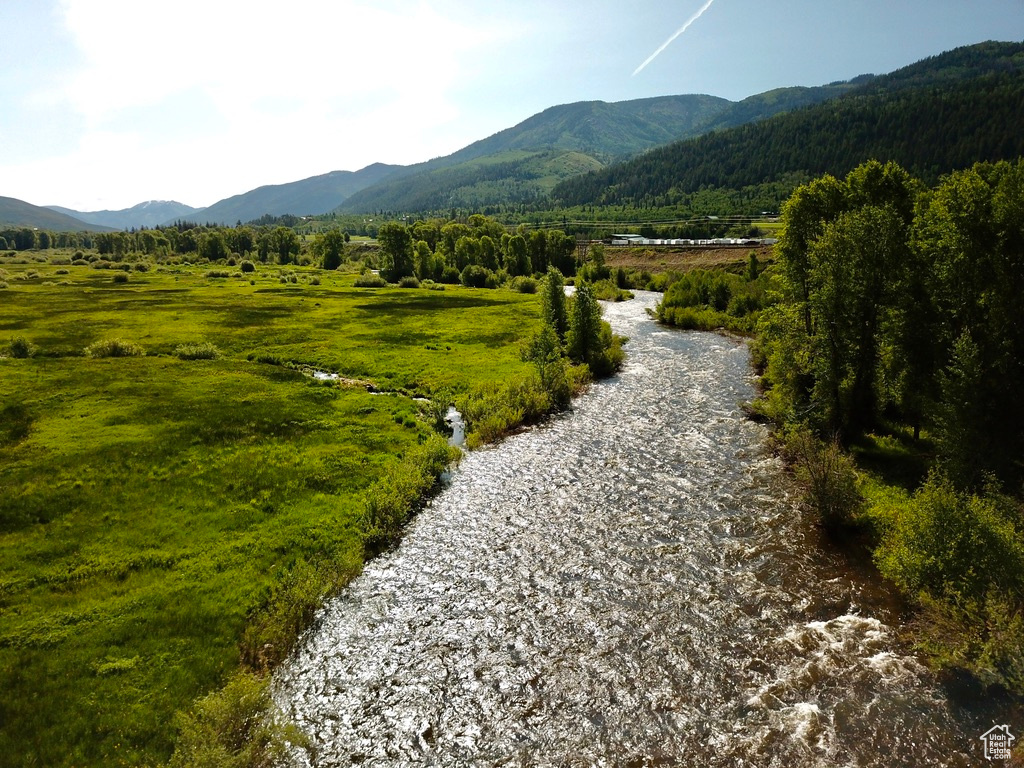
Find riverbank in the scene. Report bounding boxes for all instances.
[274,291,989,765]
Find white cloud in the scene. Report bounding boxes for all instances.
[40,0,526,208]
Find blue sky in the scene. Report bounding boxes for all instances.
[2,0,1022,211]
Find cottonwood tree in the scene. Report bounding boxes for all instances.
[310,229,346,270]
[377,223,414,282]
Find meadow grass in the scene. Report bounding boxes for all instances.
[0,259,543,766]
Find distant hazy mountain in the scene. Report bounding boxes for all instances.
[0,196,110,231]
[47,200,200,230]
[196,165,403,225]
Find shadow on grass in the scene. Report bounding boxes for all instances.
[354,293,505,314]
[850,423,933,491]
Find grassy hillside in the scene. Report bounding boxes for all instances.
[339,87,859,215]
[339,149,605,214]
[0,258,544,767]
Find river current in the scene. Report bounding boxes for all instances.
[275,291,1002,766]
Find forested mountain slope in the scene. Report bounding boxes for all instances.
[551,41,1024,208]
[337,85,859,214]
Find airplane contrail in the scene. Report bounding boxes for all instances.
[633,0,718,76]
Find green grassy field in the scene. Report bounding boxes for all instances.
[0,260,543,766]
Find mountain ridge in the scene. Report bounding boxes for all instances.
[551,40,1024,208]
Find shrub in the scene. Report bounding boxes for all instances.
[513,276,538,294]
[55,268,70,275]
[84,338,145,358]
[241,557,360,672]
[0,281,8,290]
[206,270,231,278]
[167,672,296,768]
[112,272,130,283]
[353,273,387,288]
[439,266,462,285]
[362,434,460,552]
[133,262,149,272]
[240,260,255,273]
[785,429,862,528]
[876,473,1024,605]
[590,279,633,302]
[459,264,491,289]
[397,275,420,289]
[175,341,221,360]
[8,336,36,358]
[72,259,89,266]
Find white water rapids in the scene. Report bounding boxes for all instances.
[274,291,1006,766]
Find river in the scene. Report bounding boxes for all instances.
[274,291,1007,766]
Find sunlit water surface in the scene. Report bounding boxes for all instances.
[275,291,1005,767]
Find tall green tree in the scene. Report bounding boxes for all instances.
[271,227,299,265]
[310,229,346,270]
[377,223,414,282]
[541,267,568,342]
[504,235,530,276]
[566,283,603,368]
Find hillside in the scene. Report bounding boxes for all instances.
[47,200,199,230]
[339,88,856,214]
[552,41,1024,208]
[0,196,107,231]
[198,164,403,225]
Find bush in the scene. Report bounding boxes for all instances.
[112,272,130,284]
[785,429,862,528]
[84,338,145,358]
[459,264,491,289]
[240,260,255,273]
[168,672,295,768]
[512,276,538,294]
[241,556,360,672]
[206,270,231,278]
[876,473,1024,605]
[8,336,36,358]
[133,262,149,272]
[362,434,460,552]
[175,341,221,360]
[397,275,420,289]
[55,268,70,275]
[439,266,462,285]
[353,273,387,288]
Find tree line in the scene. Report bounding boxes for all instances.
[754,158,1024,691]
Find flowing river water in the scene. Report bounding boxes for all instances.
[275,291,1010,766]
